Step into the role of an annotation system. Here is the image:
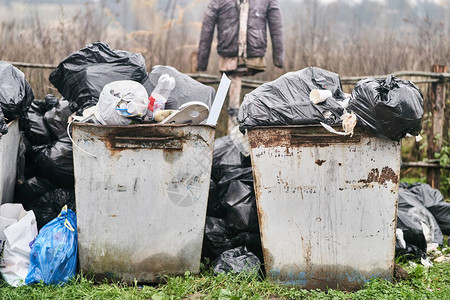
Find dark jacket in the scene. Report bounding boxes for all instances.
[197,0,284,71]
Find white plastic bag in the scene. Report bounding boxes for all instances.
[0,203,38,286]
[96,80,149,125]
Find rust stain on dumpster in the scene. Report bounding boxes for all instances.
[359,167,398,185]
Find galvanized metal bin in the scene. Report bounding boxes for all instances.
[72,123,215,283]
[247,126,401,291]
[0,120,20,204]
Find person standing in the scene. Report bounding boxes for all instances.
[197,0,284,133]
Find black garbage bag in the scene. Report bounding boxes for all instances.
[33,136,74,188]
[348,76,423,140]
[29,188,75,230]
[207,180,226,219]
[230,231,263,262]
[44,99,72,140]
[0,107,7,134]
[212,246,261,274]
[400,183,450,235]
[238,67,346,129]
[26,100,53,146]
[49,41,148,113]
[0,61,34,132]
[222,179,259,232]
[397,187,443,245]
[14,177,57,210]
[142,65,215,110]
[203,217,233,260]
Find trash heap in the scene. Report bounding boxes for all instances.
[203,126,262,273]
[238,67,424,141]
[396,183,450,262]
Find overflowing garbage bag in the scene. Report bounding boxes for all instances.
[212,246,261,274]
[0,61,34,133]
[26,206,77,285]
[44,99,72,140]
[29,188,75,230]
[14,177,57,210]
[0,204,38,286]
[49,41,148,113]
[142,65,215,110]
[348,76,423,140]
[238,67,347,129]
[26,97,57,146]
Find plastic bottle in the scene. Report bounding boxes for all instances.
[145,74,176,121]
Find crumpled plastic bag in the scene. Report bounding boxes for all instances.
[49,41,148,113]
[142,65,215,110]
[212,246,261,274]
[14,177,57,210]
[348,76,423,140]
[96,80,149,125]
[0,107,7,134]
[26,207,77,285]
[29,188,75,230]
[44,99,72,140]
[238,67,346,129]
[25,95,60,145]
[0,61,34,132]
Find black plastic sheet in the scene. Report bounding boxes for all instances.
[49,42,148,113]
[238,67,346,129]
[0,61,34,132]
[142,65,215,110]
[212,246,261,274]
[29,188,75,230]
[348,76,423,140]
[33,137,74,188]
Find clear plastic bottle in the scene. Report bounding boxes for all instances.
[146,74,176,121]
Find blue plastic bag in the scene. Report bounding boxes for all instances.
[25,206,77,285]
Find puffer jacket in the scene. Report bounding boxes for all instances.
[197,0,284,71]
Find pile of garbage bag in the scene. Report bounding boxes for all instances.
[395,182,450,259]
[238,67,424,141]
[203,127,263,270]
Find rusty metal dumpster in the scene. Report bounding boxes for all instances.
[72,123,215,283]
[0,120,20,204]
[247,125,401,291]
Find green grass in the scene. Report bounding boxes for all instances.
[1,261,449,299]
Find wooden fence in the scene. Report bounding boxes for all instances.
[5,61,450,190]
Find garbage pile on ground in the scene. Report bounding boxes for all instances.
[396,182,450,263]
[0,62,34,135]
[238,67,424,141]
[203,126,263,270]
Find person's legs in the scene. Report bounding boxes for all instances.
[227,75,242,134]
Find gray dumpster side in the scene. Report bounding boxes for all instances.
[72,123,215,283]
[247,126,401,291]
[0,120,20,204]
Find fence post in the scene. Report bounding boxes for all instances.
[426,64,447,189]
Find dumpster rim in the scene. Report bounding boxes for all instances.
[72,123,216,129]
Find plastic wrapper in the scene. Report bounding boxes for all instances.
[400,182,450,235]
[397,187,443,245]
[238,67,346,129]
[33,137,74,188]
[26,207,77,285]
[212,246,261,274]
[142,65,215,110]
[0,62,34,132]
[348,76,423,140]
[29,188,75,230]
[44,99,72,140]
[49,42,147,113]
[14,177,57,210]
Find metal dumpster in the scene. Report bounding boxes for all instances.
[0,120,20,204]
[72,123,215,283]
[247,126,401,291]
